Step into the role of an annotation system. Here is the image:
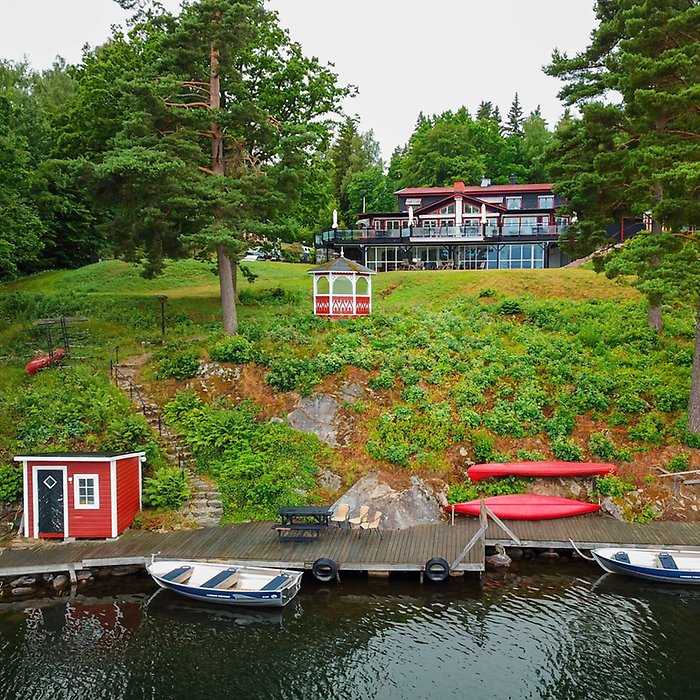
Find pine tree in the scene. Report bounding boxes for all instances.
[546,0,700,432]
[505,93,523,136]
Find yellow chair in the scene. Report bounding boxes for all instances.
[330,503,350,529]
[348,505,369,528]
[360,511,382,539]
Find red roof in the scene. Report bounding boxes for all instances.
[396,183,554,196]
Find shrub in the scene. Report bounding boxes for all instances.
[546,406,576,439]
[369,369,395,390]
[157,349,200,380]
[209,336,252,364]
[143,466,189,510]
[105,415,151,452]
[447,482,479,504]
[479,476,529,497]
[265,357,319,393]
[592,474,634,498]
[484,401,526,438]
[516,449,546,461]
[551,436,584,461]
[667,453,690,473]
[633,502,658,524]
[471,431,495,463]
[627,412,666,446]
[0,464,22,503]
[315,353,345,376]
[615,392,650,415]
[588,432,631,462]
[496,299,523,315]
[478,287,497,298]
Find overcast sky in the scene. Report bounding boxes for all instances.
[0,0,597,160]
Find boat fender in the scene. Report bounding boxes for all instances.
[424,557,450,583]
[312,558,338,583]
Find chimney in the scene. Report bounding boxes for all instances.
[480,178,491,188]
[509,173,517,185]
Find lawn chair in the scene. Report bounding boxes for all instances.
[360,511,382,539]
[330,503,350,529]
[348,505,369,529]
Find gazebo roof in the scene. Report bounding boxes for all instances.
[307,256,376,275]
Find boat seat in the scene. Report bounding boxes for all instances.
[260,574,289,591]
[614,552,630,563]
[161,565,193,584]
[202,568,239,589]
[658,552,678,570]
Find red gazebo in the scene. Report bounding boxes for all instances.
[308,255,376,317]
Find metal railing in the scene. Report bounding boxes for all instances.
[109,358,184,473]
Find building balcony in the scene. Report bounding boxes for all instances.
[315,224,568,247]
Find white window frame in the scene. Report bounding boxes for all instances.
[506,197,522,210]
[537,195,554,209]
[74,474,100,510]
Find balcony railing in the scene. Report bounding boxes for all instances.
[315,224,568,246]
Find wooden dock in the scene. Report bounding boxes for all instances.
[2,515,700,580]
[0,521,485,579]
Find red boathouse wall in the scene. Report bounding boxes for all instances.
[16,452,144,540]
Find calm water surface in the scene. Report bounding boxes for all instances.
[1,562,699,700]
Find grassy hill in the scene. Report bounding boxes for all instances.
[0,259,697,524]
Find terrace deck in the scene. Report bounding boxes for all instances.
[1,516,700,581]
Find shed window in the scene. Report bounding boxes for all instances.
[74,474,99,509]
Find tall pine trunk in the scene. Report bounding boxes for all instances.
[647,183,664,333]
[688,302,700,434]
[210,43,238,335]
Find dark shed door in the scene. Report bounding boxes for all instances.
[37,469,65,535]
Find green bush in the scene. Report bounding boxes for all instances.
[447,482,479,503]
[627,412,666,446]
[551,436,584,461]
[592,474,635,498]
[496,299,523,315]
[516,449,546,461]
[209,336,252,364]
[587,432,631,462]
[478,287,497,298]
[369,369,395,390]
[143,466,189,510]
[105,415,151,451]
[0,464,22,503]
[546,405,576,438]
[633,502,658,523]
[470,431,496,463]
[157,349,200,380]
[265,357,319,393]
[667,453,690,473]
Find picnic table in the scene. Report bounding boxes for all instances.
[273,506,332,542]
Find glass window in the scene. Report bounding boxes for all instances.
[74,475,99,509]
[538,195,554,209]
[506,197,522,210]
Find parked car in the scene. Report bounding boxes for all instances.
[241,250,266,261]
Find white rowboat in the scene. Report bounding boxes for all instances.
[147,559,303,607]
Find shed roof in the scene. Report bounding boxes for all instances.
[14,451,146,462]
[307,256,376,275]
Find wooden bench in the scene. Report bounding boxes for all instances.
[272,523,323,542]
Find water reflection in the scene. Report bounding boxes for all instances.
[0,567,698,700]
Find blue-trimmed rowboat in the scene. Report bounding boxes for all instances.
[591,547,700,585]
[147,559,303,607]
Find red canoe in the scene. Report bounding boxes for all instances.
[446,495,601,520]
[25,348,66,375]
[467,461,617,482]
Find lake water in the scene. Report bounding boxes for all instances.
[1,562,699,700]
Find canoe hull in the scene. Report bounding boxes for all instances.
[447,494,601,520]
[467,461,617,482]
[591,547,700,585]
[147,560,303,608]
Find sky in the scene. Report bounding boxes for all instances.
[0,0,598,160]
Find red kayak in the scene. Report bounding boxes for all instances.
[25,348,66,375]
[467,461,617,482]
[446,494,601,520]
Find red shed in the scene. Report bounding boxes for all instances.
[13,452,145,540]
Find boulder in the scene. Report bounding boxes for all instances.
[485,544,512,569]
[333,473,444,529]
[52,574,69,590]
[10,576,36,588]
[287,394,342,446]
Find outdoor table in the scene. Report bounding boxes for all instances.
[273,506,332,542]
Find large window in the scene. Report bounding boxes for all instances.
[506,197,522,210]
[498,244,545,269]
[74,474,99,509]
[538,195,554,209]
[366,246,401,272]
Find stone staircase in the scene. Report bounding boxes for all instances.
[111,357,223,527]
